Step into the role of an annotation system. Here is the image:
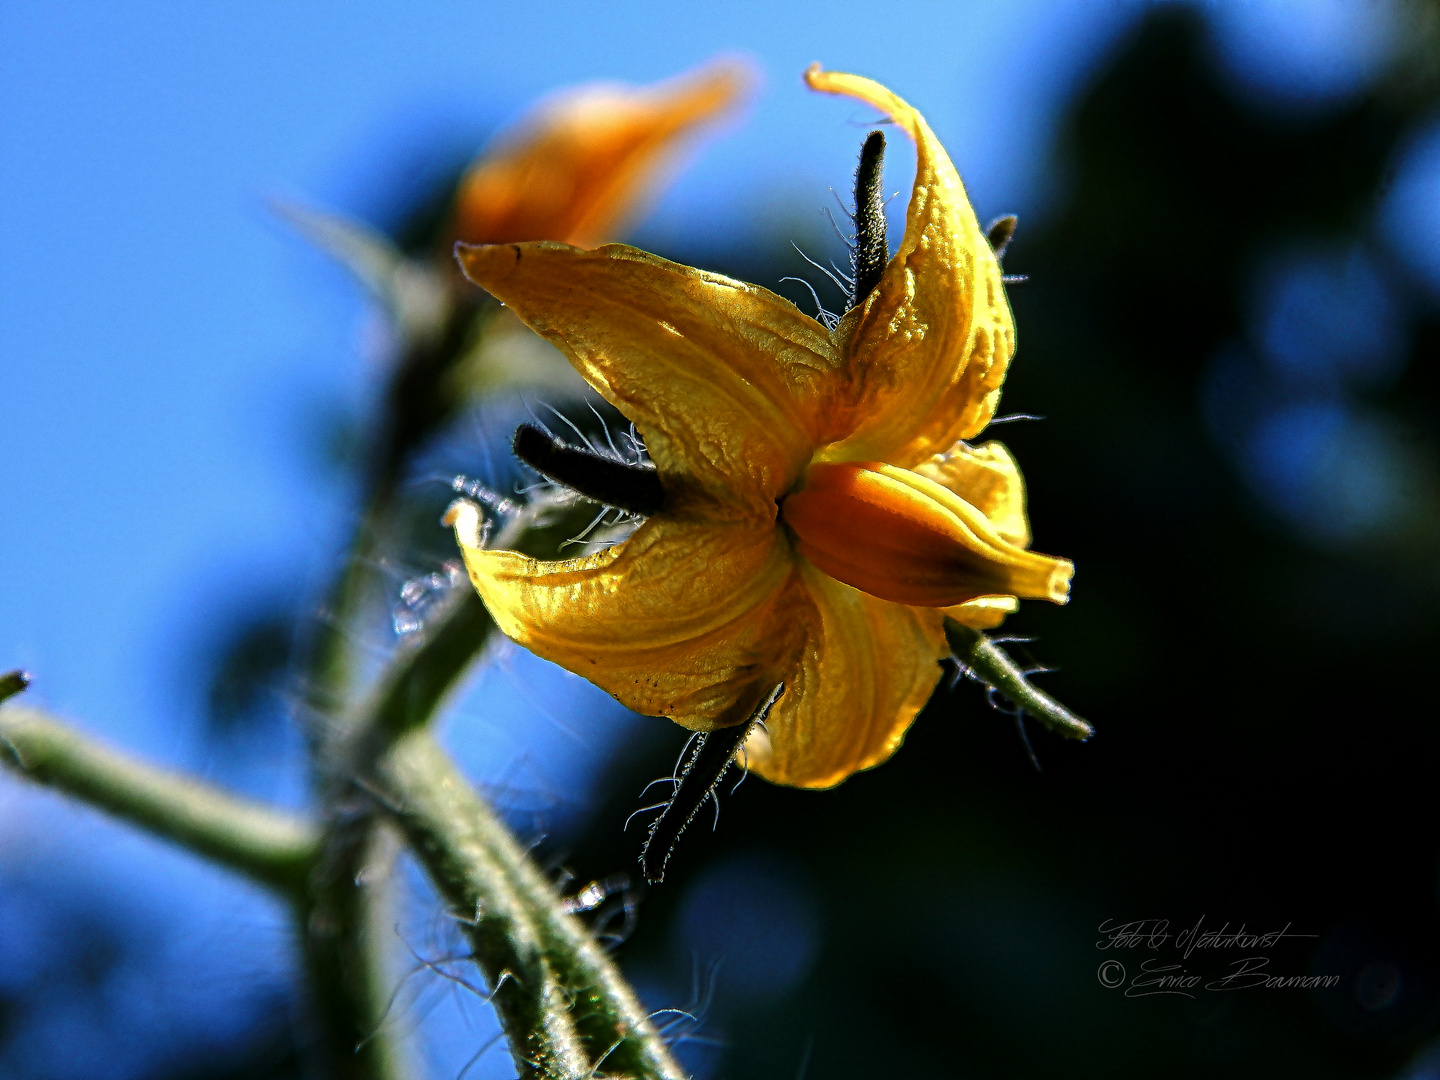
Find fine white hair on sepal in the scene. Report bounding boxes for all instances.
[391,560,465,637]
[448,474,518,520]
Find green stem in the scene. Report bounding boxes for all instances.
[306,495,389,729]
[309,486,623,1076]
[379,732,685,1080]
[380,732,590,1080]
[0,704,318,898]
[316,493,608,1076]
[362,589,494,743]
[358,824,422,1077]
[0,683,407,1078]
[298,492,412,1080]
[301,816,416,1080]
[943,618,1093,740]
[0,670,29,704]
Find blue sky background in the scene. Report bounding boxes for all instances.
[2,2,1433,1076]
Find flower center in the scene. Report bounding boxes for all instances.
[779,461,1068,608]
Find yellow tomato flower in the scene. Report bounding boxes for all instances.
[445,66,1073,789]
[450,60,749,248]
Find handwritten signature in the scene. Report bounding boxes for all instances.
[1096,916,1316,959]
[1099,956,1340,997]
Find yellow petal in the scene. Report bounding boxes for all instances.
[805,65,1015,467]
[457,241,846,521]
[941,595,1018,630]
[913,439,1031,547]
[452,60,749,248]
[454,514,797,727]
[744,564,948,789]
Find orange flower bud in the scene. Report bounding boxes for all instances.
[451,60,748,249]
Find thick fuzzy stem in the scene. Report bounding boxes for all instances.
[379,732,685,1080]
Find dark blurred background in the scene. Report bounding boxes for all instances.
[6,3,1440,1078]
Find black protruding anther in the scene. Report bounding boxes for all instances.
[640,683,784,884]
[850,131,888,310]
[986,215,1018,259]
[512,423,664,516]
[0,670,31,705]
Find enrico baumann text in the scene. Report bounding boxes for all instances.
[1094,916,1335,999]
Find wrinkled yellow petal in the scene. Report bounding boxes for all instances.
[452,60,749,248]
[454,513,796,727]
[913,439,1031,547]
[806,65,1015,468]
[744,563,948,788]
[457,241,846,521]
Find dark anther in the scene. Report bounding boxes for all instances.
[512,423,664,516]
[640,683,784,884]
[0,670,30,704]
[850,131,888,310]
[986,214,1018,259]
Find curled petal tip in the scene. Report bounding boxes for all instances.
[802,63,842,96]
[1047,560,1075,605]
[443,499,484,549]
[454,240,525,293]
[802,63,852,98]
[686,55,758,107]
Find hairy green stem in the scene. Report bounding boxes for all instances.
[379,732,590,1079]
[360,589,495,746]
[0,704,318,898]
[379,732,685,1080]
[943,618,1093,739]
[299,486,417,1080]
[342,492,678,1073]
[297,479,587,1079]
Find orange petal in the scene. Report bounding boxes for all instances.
[743,563,948,789]
[457,241,846,521]
[452,512,797,728]
[780,461,1071,608]
[452,60,750,248]
[805,65,1015,467]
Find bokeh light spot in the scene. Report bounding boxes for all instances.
[1382,119,1440,296]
